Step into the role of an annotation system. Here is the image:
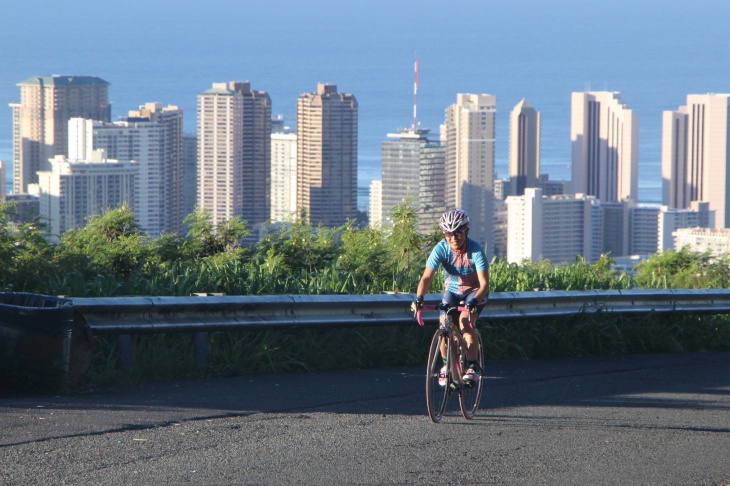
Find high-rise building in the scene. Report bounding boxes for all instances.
[600,202,629,257]
[630,204,660,256]
[658,201,714,251]
[662,94,730,228]
[672,227,730,254]
[368,180,383,228]
[441,93,496,257]
[661,106,689,209]
[37,153,137,239]
[182,133,198,222]
[380,128,445,232]
[70,108,181,238]
[10,75,111,194]
[197,81,272,227]
[270,126,297,222]
[509,99,540,196]
[492,199,508,259]
[417,139,447,234]
[296,83,357,226]
[506,188,601,264]
[128,103,184,234]
[381,129,426,224]
[0,160,5,201]
[571,91,639,203]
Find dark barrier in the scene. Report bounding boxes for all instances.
[0,292,75,392]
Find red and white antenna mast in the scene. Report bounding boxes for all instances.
[412,53,419,131]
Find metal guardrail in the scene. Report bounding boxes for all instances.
[71,288,730,335]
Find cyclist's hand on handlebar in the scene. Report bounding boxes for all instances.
[465,297,478,313]
[412,295,424,312]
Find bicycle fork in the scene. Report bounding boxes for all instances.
[445,328,466,391]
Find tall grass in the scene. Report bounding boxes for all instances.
[84,312,730,387]
[5,202,730,388]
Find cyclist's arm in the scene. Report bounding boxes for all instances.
[473,268,490,304]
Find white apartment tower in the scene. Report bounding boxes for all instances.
[509,99,540,196]
[662,94,730,229]
[368,179,383,228]
[197,81,272,227]
[442,93,495,257]
[571,91,639,203]
[270,128,297,222]
[128,103,184,233]
[11,75,111,194]
[506,188,600,264]
[505,188,543,263]
[37,154,137,238]
[672,227,730,254]
[658,201,714,251]
[296,83,358,226]
[71,110,181,238]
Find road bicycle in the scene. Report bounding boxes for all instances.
[415,302,484,423]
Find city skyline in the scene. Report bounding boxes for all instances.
[2,0,729,207]
[4,77,727,208]
[4,75,730,263]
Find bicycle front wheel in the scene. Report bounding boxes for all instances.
[425,328,450,423]
[459,329,484,420]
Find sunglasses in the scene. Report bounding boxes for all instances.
[443,228,466,238]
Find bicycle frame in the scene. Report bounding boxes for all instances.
[419,303,472,375]
[416,302,483,422]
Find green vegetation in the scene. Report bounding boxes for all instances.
[2,201,730,389]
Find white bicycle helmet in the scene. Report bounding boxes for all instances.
[439,209,470,232]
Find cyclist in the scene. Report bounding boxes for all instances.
[412,208,490,385]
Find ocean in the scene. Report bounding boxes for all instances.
[2,0,730,207]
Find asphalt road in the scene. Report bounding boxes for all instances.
[1,352,729,485]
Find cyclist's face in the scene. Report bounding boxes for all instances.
[443,228,467,250]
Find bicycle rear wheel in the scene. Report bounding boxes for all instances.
[425,328,450,423]
[459,329,484,419]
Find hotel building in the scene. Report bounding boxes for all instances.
[662,94,730,228]
[197,81,271,227]
[658,202,714,251]
[11,75,111,194]
[37,153,137,239]
[441,93,496,257]
[270,125,297,222]
[296,83,357,226]
[70,105,183,238]
[571,91,639,203]
[380,128,445,232]
[509,99,540,196]
[673,227,730,254]
[506,188,601,264]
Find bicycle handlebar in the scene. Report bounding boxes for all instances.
[414,304,471,327]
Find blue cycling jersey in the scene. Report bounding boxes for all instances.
[425,238,488,294]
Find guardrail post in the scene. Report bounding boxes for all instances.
[194,332,209,368]
[116,335,133,370]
